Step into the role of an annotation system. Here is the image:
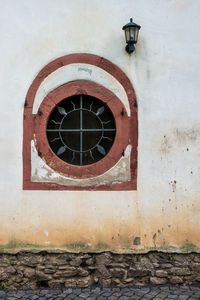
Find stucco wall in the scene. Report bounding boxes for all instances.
[0,0,200,252]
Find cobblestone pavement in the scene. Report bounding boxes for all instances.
[0,285,199,300]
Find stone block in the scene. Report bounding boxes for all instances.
[24,267,35,278]
[48,279,64,288]
[100,278,112,287]
[171,267,191,276]
[77,276,92,287]
[170,276,183,284]
[97,265,111,278]
[77,267,89,277]
[128,267,150,277]
[54,266,78,278]
[110,268,127,279]
[6,266,16,275]
[96,253,112,265]
[64,278,77,287]
[155,270,168,277]
[35,270,52,281]
[85,258,94,265]
[69,257,82,267]
[150,277,168,285]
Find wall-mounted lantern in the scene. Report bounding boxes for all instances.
[122,18,141,54]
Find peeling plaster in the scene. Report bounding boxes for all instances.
[31,140,131,186]
[78,67,92,75]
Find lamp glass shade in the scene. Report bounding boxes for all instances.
[125,27,130,43]
[129,27,136,41]
[134,27,139,42]
[125,26,139,44]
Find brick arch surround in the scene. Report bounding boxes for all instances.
[23,53,138,190]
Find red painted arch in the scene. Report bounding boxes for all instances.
[23,53,138,190]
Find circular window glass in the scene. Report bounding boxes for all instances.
[46,95,116,166]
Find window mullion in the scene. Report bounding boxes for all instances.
[80,95,83,165]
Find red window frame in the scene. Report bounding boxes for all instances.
[23,53,138,190]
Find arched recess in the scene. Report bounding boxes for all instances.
[23,53,138,190]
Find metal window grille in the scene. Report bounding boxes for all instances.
[46,95,116,166]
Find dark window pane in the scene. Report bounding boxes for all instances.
[60,132,80,152]
[82,131,102,152]
[46,95,116,166]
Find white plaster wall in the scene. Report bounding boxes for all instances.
[0,0,200,251]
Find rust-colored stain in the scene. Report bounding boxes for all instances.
[0,197,199,253]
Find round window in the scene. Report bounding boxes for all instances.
[46,95,116,166]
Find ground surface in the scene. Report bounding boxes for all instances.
[0,285,200,300]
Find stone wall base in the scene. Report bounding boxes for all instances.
[0,251,200,290]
